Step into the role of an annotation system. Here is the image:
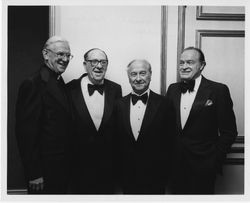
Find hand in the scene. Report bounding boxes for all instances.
[29,177,44,191]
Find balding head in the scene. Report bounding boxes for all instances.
[127,59,152,73]
[43,36,69,50]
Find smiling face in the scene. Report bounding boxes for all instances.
[43,41,71,74]
[127,60,152,95]
[84,49,108,85]
[179,49,205,81]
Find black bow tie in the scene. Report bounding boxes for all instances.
[180,80,195,93]
[88,84,104,96]
[131,93,148,105]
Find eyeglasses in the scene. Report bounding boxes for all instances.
[86,60,108,66]
[46,49,74,60]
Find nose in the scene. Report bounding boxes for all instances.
[180,62,188,70]
[135,74,141,81]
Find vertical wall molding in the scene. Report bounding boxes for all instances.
[160,6,167,95]
[176,6,186,82]
[49,6,56,36]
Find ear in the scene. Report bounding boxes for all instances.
[83,61,87,71]
[200,62,206,72]
[42,49,49,60]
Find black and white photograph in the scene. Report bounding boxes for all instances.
[1,0,249,201]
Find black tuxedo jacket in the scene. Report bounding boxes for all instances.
[67,73,122,192]
[166,76,237,177]
[15,65,73,191]
[113,90,176,193]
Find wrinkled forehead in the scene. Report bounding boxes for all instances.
[181,49,200,61]
[87,50,107,60]
[129,61,150,72]
[48,41,70,52]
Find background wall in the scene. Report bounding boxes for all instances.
[55,6,162,96]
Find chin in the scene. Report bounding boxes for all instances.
[180,76,191,80]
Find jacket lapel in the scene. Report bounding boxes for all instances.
[71,75,97,132]
[99,80,115,129]
[172,85,182,133]
[137,91,161,142]
[122,94,135,141]
[183,76,211,131]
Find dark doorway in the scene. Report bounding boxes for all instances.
[7,6,49,193]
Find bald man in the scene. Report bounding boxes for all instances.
[67,48,122,194]
[15,36,74,194]
[113,59,176,194]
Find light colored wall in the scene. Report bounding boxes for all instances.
[55,6,161,96]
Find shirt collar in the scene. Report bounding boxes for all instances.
[132,88,150,97]
[193,75,202,92]
[82,75,104,86]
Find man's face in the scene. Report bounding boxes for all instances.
[128,61,151,95]
[84,50,108,84]
[179,49,204,81]
[44,41,71,74]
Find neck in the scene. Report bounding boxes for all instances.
[133,89,149,96]
[44,62,60,75]
[88,76,104,85]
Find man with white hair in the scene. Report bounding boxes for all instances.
[15,36,74,194]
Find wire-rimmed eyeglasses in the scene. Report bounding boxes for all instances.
[46,49,73,60]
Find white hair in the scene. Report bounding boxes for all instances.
[43,35,69,50]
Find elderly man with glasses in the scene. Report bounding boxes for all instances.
[15,36,74,194]
[67,48,122,194]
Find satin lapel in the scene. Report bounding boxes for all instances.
[138,91,161,141]
[100,82,114,128]
[71,79,97,131]
[122,94,135,141]
[183,77,211,131]
[173,85,182,133]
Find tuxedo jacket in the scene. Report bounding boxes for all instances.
[15,65,73,184]
[113,90,176,190]
[166,76,237,176]
[66,73,122,187]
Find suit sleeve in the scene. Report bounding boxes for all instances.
[215,84,237,169]
[15,79,43,181]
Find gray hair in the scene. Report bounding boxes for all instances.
[127,59,152,73]
[43,35,69,50]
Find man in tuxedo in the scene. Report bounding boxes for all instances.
[114,59,176,194]
[166,47,237,194]
[67,48,122,194]
[15,36,74,194]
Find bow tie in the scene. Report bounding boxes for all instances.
[88,84,104,96]
[180,80,195,93]
[131,93,148,105]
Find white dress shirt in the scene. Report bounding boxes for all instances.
[180,75,202,129]
[130,89,150,141]
[81,76,104,131]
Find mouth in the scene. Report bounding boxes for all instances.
[93,70,105,78]
[180,70,191,74]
